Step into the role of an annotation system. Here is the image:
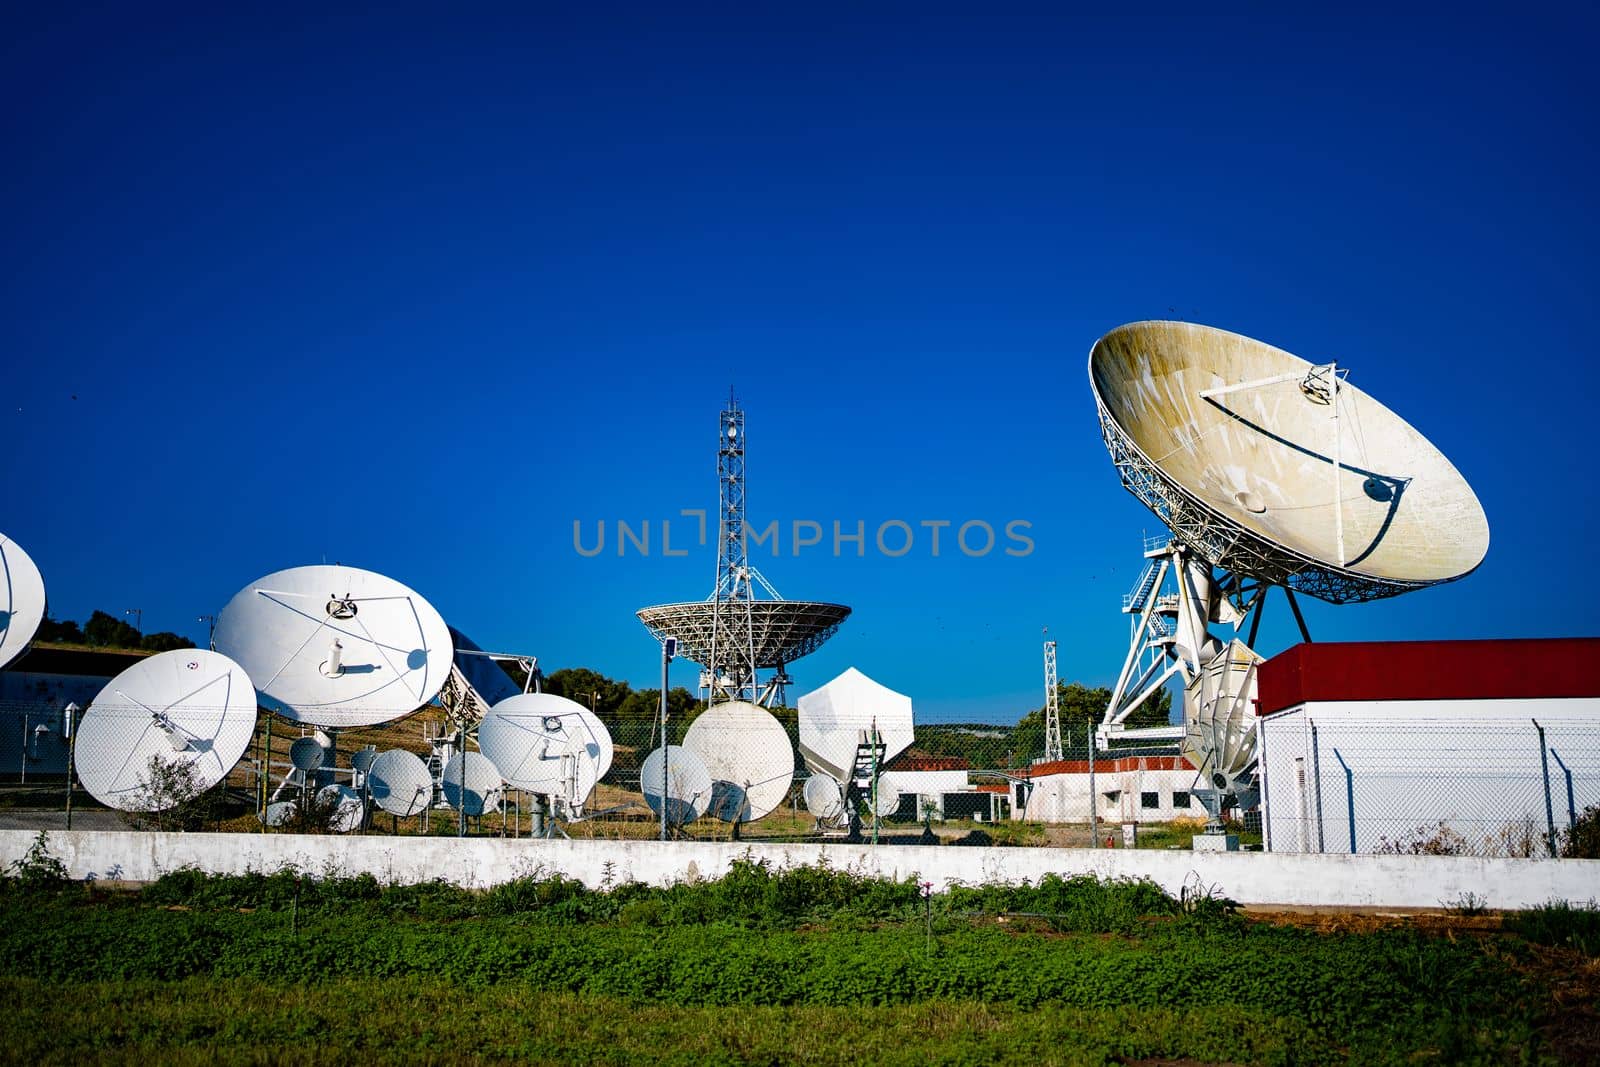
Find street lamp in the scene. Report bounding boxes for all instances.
[197,615,216,649]
[125,608,143,637]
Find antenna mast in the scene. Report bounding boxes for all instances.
[1042,629,1062,762]
[708,392,759,704]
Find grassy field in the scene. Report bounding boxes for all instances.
[3,844,1597,1065]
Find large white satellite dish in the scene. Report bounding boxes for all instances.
[798,667,915,783]
[0,532,46,671]
[366,749,433,817]
[317,784,365,833]
[476,693,612,807]
[441,751,503,815]
[213,564,453,727]
[682,700,794,822]
[1089,321,1489,601]
[74,649,258,812]
[639,744,713,826]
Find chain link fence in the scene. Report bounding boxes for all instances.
[1259,711,1600,857]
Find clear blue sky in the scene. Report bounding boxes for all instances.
[4,9,1596,723]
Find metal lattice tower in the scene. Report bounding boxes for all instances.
[1042,630,1063,762]
[708,393,760,704]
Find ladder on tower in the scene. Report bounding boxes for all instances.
[1122,561,1162,613]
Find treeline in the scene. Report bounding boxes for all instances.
[35,610,195,653]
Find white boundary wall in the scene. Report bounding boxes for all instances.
[3,829,1596,910]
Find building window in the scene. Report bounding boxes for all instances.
[1140,791,1160,810]
[1172,791,1190,808]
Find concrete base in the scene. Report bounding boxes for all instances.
[2,829,1597,910]
[1192,833,1240,852]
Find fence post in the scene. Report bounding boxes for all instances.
[1257,717,1272,852]
[1332,748,1356,853]
[1549,748,1578,830]
[1533,719,1556,857]
[1309,720,1326,853]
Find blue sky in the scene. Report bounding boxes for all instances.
[4,9,1596,722]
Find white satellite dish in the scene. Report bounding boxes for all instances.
[262,800,296,827]
[351,746,378,775]
[798,667,915,783]
[317,783,365,833]
[869,785,901,819]
[1089,321,1489,597]
[441,750,503,815]
[639,744,713,826]
[367,749,434,817]
[74,649,258,812]
[213,564,453,728]
[0,532,47,671]
[802,773,843,820]
[476,693,612,806]
[682,700,794,822]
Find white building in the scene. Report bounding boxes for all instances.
[1257,639,1600,855]
[1017,754,1202,825]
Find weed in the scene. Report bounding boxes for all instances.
[3,832,70,891]
[1506,899,1600,956]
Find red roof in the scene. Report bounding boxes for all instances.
[1023,755,1193,778]
[884,754,971,772]
[1257,638,1600,716]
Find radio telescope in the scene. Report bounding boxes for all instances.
[0,532,46,671]
[638,396,850,707]
[213,564,453,728]
[1088,321,1488,819]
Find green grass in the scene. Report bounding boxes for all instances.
[0,858,1578,1065]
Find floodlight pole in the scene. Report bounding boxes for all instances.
[64,704,79,830]
[660,637,676,841]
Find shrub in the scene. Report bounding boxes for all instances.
[1560,804,1600,859]
[4,832,70,892]
[1506,899,1600,956]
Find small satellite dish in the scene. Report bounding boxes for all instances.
[317,784,365,833]
[682,700,794,822]
[798,668,915,783]
[0,532,47,671]
[1089,321,1490,600]
[802,774,843,819]
[262,801,295,827]
[639,744,713,826]
[351,746,378,775]
[367,749,434,817]
[441,751,503,815]
[288,736,325,772]
[869,785,901,819]
[213,564,453,727]
[74,649,258,812]
[476,693,612,803]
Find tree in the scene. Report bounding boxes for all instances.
[35,616,85,644]
[543,667,632,717]
[1014,682,1175,762]
[84,610,142,649]
[140,631,195,653]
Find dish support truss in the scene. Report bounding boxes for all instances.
[1095,394,1425,605]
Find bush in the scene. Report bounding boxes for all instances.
[1560,804,1600,859]
[118,757,229,832]
[1506,899,1600,956]
[3,832,70,892]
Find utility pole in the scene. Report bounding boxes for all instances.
[659,637,676,841]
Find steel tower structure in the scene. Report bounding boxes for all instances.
[709,396,762,704]
[1042,631,1063,762]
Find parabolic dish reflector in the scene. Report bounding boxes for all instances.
[476,693,612,805]
[682,700,795,822]
[639,744,713,826]
[317,784,365,833]
[75,649,258,811]
[797,667,915,783]
[802,774,843,819]
[441,751,502,815]
[636,600,851,668]
[366,749,433,817]
[0,532,46,671]
[1089,321,1489,603]
[213,564,453,727]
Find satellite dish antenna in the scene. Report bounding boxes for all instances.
[367,749,433,818]
[441,751,502,815]
[682,700,794,823]
[797,668,915,783]
[1088,321,1490,825]
[351,746,378,775]
[288,736,325,772]
[317,783,365,833]
[262,801,295,827]
[213,564,453,727]
[802,774,843,820]
[74,649,258,811]
[0,532,47,671]
[639,744,713,826]
[869,785,900,819]
[1089,321,1488,597]
[476,693,612,810]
